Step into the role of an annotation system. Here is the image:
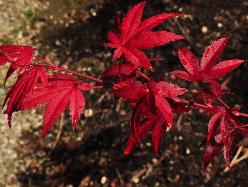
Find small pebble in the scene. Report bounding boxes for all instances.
[217,22,223,28]
[84,109,93,117]
[101,176,107,184]
[92,12,96,16]
[133,177,139,184]
[186,148,191,154]
[201,26,208,33]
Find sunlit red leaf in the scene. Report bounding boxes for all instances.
[0,45,36,81]
[3,66,47,127]
[173,37,244,83]
[106,1,183,70]
[20,74,93,136]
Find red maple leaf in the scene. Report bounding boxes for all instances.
[125,114,166,155]
[203,144,222,171]
[20,74,94,136]
[172,37,244,82]
[203,106,248,170]
[3,66,47,127]
[119,79,187,154]
[105,1,183,71]
[0,45,36,81]
[113,78,148,102]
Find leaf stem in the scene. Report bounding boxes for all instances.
[138,71,150,80]
[232,111,248,118]
[217,97,230,109]
[192,102,209,110]
[34,56,103,83]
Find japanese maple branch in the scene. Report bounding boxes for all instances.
[34,56,103,83]
[195,81,248,118]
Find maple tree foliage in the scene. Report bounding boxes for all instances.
[121,80,188,155]
[0,1,248,171]
[172,37,244,83]
[202,106,248,169]
[0,46,98,135]
[104,1,183,72]
[20,74,94,136]
[3,66,47,127]
[0,45,36,82]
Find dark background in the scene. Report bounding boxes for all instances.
[1,0,248,186]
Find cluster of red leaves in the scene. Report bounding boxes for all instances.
[104,2,248,170]
[171,37,247,168]
[0,1,248,171]
[0,45,96,136]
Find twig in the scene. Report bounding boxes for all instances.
[176,114,184,130]
[34,56,103,83]
[96,91,109,104]
[224,146,248,172]
[114,167,125,185]
[49,113,64,155]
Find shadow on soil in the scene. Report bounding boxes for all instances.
[16,0,248,186]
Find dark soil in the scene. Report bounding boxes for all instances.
[11,0,248,186]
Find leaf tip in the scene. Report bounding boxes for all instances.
[124,148,131,156]
[7,114,12,129]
